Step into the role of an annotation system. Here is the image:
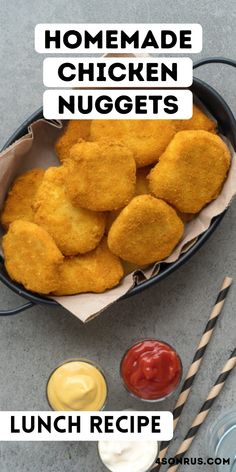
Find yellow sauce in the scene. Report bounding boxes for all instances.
[47,360,107,411]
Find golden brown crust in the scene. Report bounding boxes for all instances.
[1,168,45,230]
[55,120,91,162]
[107,195,184,265]
[90,119,176,167]
[148,130,231,214]
[175,104,217,133]
[53,238,124,296]
[105,166,152,234]
[65,140,136,211]
[34,166,106,256]
[2,220,64,294]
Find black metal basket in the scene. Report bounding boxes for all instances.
[0,57,236,316]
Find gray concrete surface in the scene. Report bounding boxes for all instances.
[0,1,236,470]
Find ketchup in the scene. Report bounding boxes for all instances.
[120,340,182,400]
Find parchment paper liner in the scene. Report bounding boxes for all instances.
[0,117,235,323]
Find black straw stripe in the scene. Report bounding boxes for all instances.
[192,344,207,362]
[199,397,216,413]
[181,374,195,392]
[215,286,231,304]
[214,369,233,386]
[184,423,201,440]
[160,440,171,451]
[203,316,219,333]
[230,349,236,358]
[173,404,185,420]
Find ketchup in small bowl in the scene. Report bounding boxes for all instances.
[120,339,182,401]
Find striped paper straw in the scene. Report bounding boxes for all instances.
[153,276,232,471]
[166,348,236,472]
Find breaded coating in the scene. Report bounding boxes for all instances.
[1,168,45,230]
[34,166,106,256]
[55,120,91,162]
[53,238,124,296]
[148,130,231,214]
[65,140,136,211]
[175,104,216,133]
[105,166,151,234]
[2,220,63,294]
[108,195,184,265]
[90,120,128,141]
[90,120,176,167]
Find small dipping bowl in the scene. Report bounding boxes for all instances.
[98,439,159,472]
[46,358,108,411]
[120,339,182,402]
[207,410,236,472]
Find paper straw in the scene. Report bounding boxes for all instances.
[166,348,236,472]
[153,276,233,471]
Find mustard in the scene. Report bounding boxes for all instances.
[47,360,107,411]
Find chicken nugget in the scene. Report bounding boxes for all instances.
[148,130,231,214]
[108,195,184,265]
[175,104,216,133]
[55,120,91,162]
[53,238,124,296]
[2,220,63,294]
[90,119,176,167]
[90,120,128,141]
[65,140,136,211]
[105,166,151,234]
[34,166,106,256]
[125,120,177,167]
[1,168,45,230]
[105,166,151,235]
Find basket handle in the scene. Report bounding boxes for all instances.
[193,56,236,70]
[0,301,35,316]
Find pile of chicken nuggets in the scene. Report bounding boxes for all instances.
[1,104,231,296]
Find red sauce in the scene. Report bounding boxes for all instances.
[120,340,182,400]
